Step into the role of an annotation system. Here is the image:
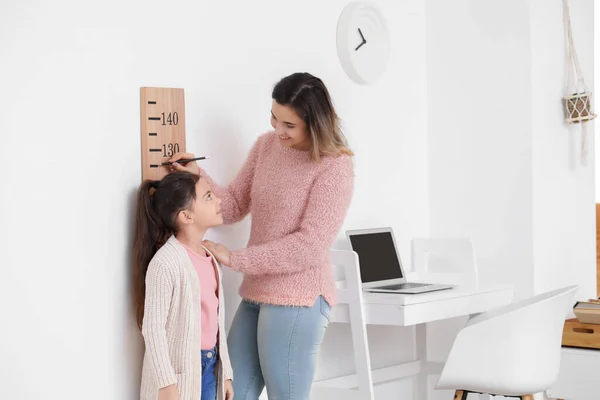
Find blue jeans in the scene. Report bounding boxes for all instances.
[201,347,217,400]
[227,296,332,400]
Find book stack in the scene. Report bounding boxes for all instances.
[574,299,600,325]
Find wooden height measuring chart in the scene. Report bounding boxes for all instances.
[140,87,186,182]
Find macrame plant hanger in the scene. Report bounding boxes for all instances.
[563,0,596,166]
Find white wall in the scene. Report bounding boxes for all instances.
[428,0,595,302]
[0,0,428,398]
[530,0,596,298]
[427,0,535,301]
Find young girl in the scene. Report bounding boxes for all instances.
[133,171,234,400]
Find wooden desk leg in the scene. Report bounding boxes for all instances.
[454,390,468,400]
[520,395,534,400]
[414,324,428,400]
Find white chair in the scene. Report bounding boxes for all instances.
[311,250,374,400]
[411,238,479,288]
[436,285,578,400]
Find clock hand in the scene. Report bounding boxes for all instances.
[359,28,366,42]
[355,28,367,51]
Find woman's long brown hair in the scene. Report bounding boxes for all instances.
[272,72,353,161]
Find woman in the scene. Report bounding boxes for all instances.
[170,72,354,399]
[133,171,234,400]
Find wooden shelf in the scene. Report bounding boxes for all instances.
[562,318,600,350]
[596,204,600,297]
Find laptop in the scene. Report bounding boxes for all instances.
[346,227,454,294]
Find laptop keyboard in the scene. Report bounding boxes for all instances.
[375,282,430,290]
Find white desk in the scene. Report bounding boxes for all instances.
[331,284,513,326]
[316,284,514,400]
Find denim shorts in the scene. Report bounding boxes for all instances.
[201,346,217,400]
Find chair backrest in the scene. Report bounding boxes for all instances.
[466,285,577,327]
[318,250,374,400]
[437,285,578,395]
[411,238,478,288]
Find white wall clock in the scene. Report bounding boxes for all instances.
[336,2,391,85]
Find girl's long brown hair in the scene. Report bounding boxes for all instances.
[132,171,199,329]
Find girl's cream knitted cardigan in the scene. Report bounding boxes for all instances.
[139,236,233,400]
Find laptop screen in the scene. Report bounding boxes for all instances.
[348,231,404,283]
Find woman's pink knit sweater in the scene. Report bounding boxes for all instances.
[200,132,354,307]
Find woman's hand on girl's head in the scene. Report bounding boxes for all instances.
[203,240,232,267]
[169,152,200,175]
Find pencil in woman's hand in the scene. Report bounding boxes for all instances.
[161,156,209,166]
